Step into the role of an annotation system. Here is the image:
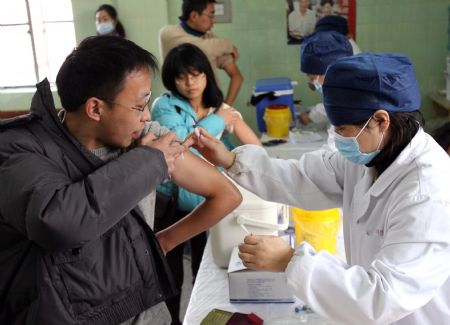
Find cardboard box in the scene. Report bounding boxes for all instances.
[228,247,295,303]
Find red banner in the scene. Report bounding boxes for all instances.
[337,0,357,39]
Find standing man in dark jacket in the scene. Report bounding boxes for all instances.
[0,36,241,325]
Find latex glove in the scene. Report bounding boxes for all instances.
[238,235,294,272]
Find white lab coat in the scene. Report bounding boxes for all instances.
[226,129,450,325]
[307,102,328,124]
[305,102,337,152]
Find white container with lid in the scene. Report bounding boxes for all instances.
[210,183,289,268]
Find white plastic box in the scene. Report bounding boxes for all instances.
[210,184,289,268]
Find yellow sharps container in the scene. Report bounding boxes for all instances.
[263,105,292,138]
[291,207,340,253]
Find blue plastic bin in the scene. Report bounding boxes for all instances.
[252,77,295,133]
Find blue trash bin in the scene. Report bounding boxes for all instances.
[251,77,295,132]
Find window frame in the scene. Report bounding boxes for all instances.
[0,0,76,89]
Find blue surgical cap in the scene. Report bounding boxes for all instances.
[323,53,421,126]
[301,31,353,75]
[315,15,349,36]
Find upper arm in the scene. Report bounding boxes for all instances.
[170,150,228,199]
[222,58,242,78]
[233,118,261,146]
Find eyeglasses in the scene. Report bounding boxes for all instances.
[98,92,152,113]
[201,12,215,19]
[175,73,205,85]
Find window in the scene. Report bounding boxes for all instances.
[0,0,76,88]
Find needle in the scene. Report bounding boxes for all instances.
[191,117,200,137]
[240,223,251,235]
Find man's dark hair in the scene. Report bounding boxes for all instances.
[181,0,216,21]
[162,43,223,109]
[56,36,158,112]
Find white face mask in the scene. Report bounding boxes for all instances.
[96,22,114,35]
[334,117,384,165]
[308,77,323,94]
[312,79,323,93]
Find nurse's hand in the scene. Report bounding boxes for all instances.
[192,128,236,169]
[238,235,295,272]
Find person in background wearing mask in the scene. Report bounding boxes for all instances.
[298,31,353,150]
[314,15,361,55]
[95,4,126,38]
[191,53,450,325]
[159,0,242,106]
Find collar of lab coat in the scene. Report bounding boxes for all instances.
[368,128,425,197]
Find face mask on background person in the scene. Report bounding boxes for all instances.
[334,117,384,165]
[313,79,323,94]
[308,77,323,94]
[96,22,114,35]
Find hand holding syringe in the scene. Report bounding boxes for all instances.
[181,118,201,146]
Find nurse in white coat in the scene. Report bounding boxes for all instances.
[193,53,450,324]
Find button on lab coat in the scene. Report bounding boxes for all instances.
[226,129,450,325]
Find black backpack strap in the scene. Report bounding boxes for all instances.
[250,91,277,106]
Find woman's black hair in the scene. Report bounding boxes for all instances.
[56,36,158,112]
[162,43,223,109]
[432,121,450,152]
[96,4,126,38]
[351,111,425,174]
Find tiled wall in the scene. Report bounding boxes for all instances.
[356,0,449,122]
[1,0,448,133]
[207,0,450,129]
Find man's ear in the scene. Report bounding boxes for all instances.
[85,97,103,122]
[189,10,200,21]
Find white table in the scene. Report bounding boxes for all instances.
[184,130,341,324]
[261,130,328,160]
[183,239,340,325]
